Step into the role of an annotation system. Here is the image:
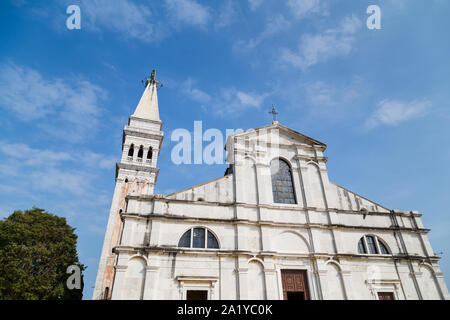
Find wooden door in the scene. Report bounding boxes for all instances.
[281,270,310,300]
[377,292,395,300]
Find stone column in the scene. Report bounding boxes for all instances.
[120,218,133,246]
[233,151,246,204]
[122,144,131,162]
[210,281,218,300]
[434,272,450,300]
[111,265,127,300]
[152,148,159,167]
[235,224,247,250]
[341,270,353,300]
[236,257,249,300]
[149,220,160,246]
[255,163,271,206]
[290,164,304,207]
[260,225,272,252]
[317,269,328,300]
[143,146,150,164]
[142,265,160,300]
[236,268,248,300]
[263,262,278,300]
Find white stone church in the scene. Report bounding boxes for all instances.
[93,71,449,300]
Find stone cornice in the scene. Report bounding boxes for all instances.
[123,195,421,218]
[124,127,164,141]
[176,276,218,283]
[111,245,440,262]
[129,115,162,127]
[116,163,160,182]
[116,162,159,174]
[119,212,430,234]
[293,155,328,163]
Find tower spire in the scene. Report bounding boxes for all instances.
[133,69,160,121]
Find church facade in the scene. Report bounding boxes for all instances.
[93,72,449,300]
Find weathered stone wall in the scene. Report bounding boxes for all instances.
[100,123,449,300]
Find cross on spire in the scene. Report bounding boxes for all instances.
[269,105,278,123]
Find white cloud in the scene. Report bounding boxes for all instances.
[81,151,117,170]
[0,62,107,141]
[262,14,291,38]
[179,78,270,117]
[0,142,70,166]
[182,78,212,104]
[305,82,340,106]
[338,14,363,34]
[0,158,92,197]
[31,168,91,196]
[0,142,117,224]
[215,0,237,30]
[287,0,324,19]
[304,79,361,107]
[214,88,269,117]
[236,14,291,50]
[80,0,160,42]
[0,63,65,121]
[236,91,263,107]
[165,0,211,28]
[0,141,116,170]
[280,15,362,70]
[365,99,432,129]
[248,0,264,10]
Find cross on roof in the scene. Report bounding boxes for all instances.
[268,105,278,122]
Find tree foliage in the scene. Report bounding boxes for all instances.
[0,208,84,300]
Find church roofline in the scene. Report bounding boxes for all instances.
[165,174,232,197]
[225,122,327,150]
[330,181,391,212]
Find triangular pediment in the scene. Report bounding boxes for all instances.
[225,122,326,150]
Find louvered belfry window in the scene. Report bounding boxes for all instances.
[270,159,296,204]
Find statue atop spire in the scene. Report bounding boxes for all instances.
[142,69,160,88]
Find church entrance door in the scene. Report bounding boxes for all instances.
[281,270,310,300]
[186,290,208,300]
[377,292,395,300]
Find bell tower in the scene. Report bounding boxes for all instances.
[93,70,163,300]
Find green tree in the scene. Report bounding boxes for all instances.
[0,208,85,300]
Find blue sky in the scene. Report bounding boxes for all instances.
[1,0,449,299]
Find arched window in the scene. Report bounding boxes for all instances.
[378,240,390,254]
[358,238,366,254]
[270,159,296,204]
[357,235,390,255]
[178,227,219,249]
[147,147,153,160]
[366,235,378,254]
[137,145,144,158]
[128,144,134,157]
